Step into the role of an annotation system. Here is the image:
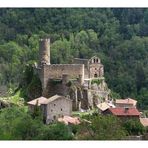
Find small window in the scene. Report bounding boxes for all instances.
[94,74,98,78]
[95,68,97,70]
[96,59,98,63]
[61,108,63,111]
[51,109,53,112]
[54,104,56,106]
[93,59,95,63]
[53,115,56,120]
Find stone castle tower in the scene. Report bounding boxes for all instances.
[36,37,111,111]
[39,38,50,65]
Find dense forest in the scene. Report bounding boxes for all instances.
[0,8,148,109]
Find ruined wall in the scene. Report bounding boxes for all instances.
[44,79,68,98]
[73,58,89,68]
[40,64,84,89]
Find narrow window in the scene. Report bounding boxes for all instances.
[53,115,56,120]
[61,108,63,111]
[51,109,53,112]
[93,59,95,63]
[94,74,98,78]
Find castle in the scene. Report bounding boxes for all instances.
[35,38,110,111]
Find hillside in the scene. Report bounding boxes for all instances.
[0,8,148,109]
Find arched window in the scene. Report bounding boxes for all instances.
[96,58,98,63]
[93,58,95,63]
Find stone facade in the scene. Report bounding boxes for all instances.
[38,64,84,91]
[28,95,72,124]
[39,38,50,65]
[73,56,104,79]
[41,95,72,124]
[35,38,110,111]
[88,56,104,78]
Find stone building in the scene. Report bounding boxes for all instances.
[102,107,140,120]
[27,95,72,124]
[35,38,111,111]
[73,56,104,79]
[115,98,137,108]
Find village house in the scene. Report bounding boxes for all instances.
[97,101,115,113]
[115,98,137,108]
[27,95,72,124]
[102,107,140,120]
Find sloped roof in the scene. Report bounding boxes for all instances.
[115,98,137,106]
[140,118,148,127]
[42,94,62,104]
[108,108,140,116]
[97,102,110,111]
[27,96,48,106]
[27,95,71,106]
[90,56,100,60]
[58,116,80,125]
[97,102,115,111]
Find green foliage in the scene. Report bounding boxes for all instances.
[123,119,146,135]
[110,91,121,99]
[76,114,127,140]
[0,107,73,140]
[0,90,24,107]
[0,8,148,109]
[18,64,42,101]
[91,79,102,85]
[137,88,148,109]
[38,122,73,140]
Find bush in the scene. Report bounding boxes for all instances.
[76,114,127,140]
[123,119,146,135]
[0,107,73,140]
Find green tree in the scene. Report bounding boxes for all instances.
[123,119,145,135]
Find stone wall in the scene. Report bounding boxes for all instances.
[43,79,68,97]
[89,64,104,78]
[40,64,84,89]
[73,58,89,69]
[41,97,72,124]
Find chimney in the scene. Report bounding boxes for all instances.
[39,38,50,66]
[124,107,129,113]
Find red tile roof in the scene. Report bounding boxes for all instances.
[108,108,140,116]
[58,116,80,125]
